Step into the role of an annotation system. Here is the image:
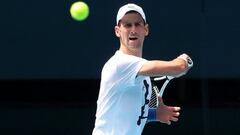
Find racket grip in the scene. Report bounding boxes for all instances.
[187,57,193,68]
[177,53,193,68]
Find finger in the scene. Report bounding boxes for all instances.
[170,117,179,122]
[160,119,171,125]
[173,112,180,117]
[173,107,181,111]
[170,112,180,118]
[167,106,181,111]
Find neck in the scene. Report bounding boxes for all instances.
[119,45,142,57]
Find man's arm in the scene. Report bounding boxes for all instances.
[138,53,191,77]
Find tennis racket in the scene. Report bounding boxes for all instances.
[149,56,193,108]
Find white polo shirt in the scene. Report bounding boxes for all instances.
[92,50,152,135]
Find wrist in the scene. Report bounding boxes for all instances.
[147,108,158,122]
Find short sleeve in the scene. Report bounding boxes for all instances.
[116,52,147,86]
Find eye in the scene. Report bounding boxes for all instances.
[124,23,132,28]
[135,22,144,27]
[135,23,140,26]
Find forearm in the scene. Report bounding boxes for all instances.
[138,53,193,77]
[138,59,187,77]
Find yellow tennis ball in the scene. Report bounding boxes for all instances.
[70,1,89,21]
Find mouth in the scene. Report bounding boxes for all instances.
[129,37,138,40]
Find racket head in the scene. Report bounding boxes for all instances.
[149,76,174,109]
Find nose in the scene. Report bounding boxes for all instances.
[130,26,137,34]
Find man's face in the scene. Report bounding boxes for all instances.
[115,12,149,51]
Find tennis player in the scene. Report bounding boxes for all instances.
[92,3,192,135]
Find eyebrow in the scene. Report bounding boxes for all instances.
[118,20,145,26]
[122,20,143,24]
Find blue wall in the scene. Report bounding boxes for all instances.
[1,0,240,79]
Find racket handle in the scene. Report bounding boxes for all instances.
[178,53,193,68]
[187,57,193,67]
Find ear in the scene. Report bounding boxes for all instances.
[115,26,120,37]
[144,24,149,36]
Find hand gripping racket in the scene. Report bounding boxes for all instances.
[149,56,193,108]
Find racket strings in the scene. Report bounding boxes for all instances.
[149,78,168,109]
[149,83,159,108]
